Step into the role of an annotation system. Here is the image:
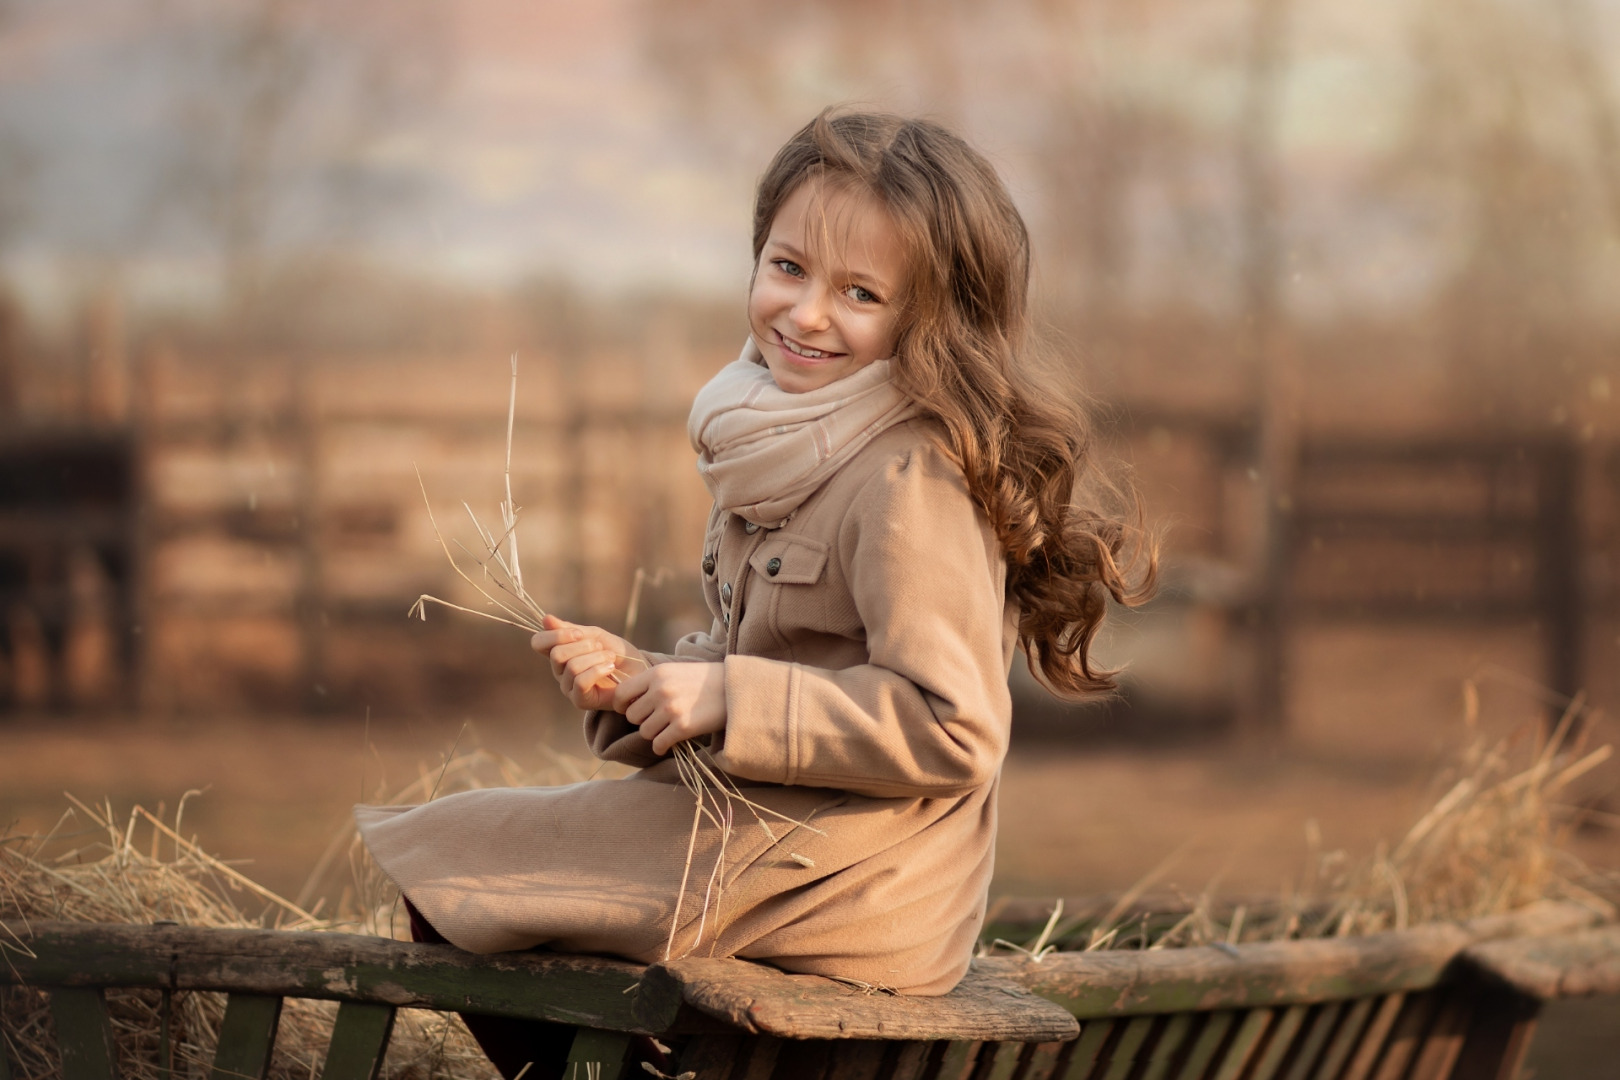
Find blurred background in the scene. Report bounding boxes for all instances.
[2,0,1619,1001]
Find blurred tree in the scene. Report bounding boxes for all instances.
[147,0,450,335]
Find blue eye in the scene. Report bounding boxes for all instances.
[773,258,804,277]
[847,285,879,304]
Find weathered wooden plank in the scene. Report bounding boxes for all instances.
[1336,993,1405,1080]
[732,1035,782,1080]
[48,986,121,1080]
[1405,995,1471,1080]
[673,1033,744,1080]
[825,1040,889,1080]
[565,1027,635,1080]
[1458,924,1620,1000]
[1017,1041,1066,1080]
[210,993,282,1080]
[636,960,1077,1042]
[1097,1016,1155,1080]
[1248,1004,1308,1080]
[986,902,1597,1020]
[5,923,650,1032]
[1279,1003,1342,1080]
[1368,992,1440,1080]
[1210,1009,1273,1080]
[1057,1019,1115,1080]
[1136,1013,1195,1080]
[318,1001,395,1080]
[1307,997,1375,1080]
[885,1040,934,1080]
[1169,1011,1234,1080]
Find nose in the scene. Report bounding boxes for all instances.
[789,283,833,333]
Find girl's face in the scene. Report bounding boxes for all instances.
[748,180,908,394]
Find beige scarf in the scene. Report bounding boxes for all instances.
[688,340,921,527]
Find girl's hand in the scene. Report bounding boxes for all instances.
[612,662,727,755]
[531,614,647,711]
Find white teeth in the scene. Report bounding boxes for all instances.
[782,337,830,359]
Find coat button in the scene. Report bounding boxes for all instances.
[743,520,760,534]
[766,557,782,576]
[723,610,731,627]
[702,554,715,575]
[720,582,733,603]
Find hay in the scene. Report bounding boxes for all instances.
[986,688,1618,957]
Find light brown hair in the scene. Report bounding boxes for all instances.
[753,108,1158,697]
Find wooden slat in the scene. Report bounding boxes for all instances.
[1405,995,1472,1080]
[1368,992,1441,1080]
[210,993,282,1080]
[637,960,1077,1042]
[1170,1011,1235,1080]
[732,1035,782,1080]
[565,1027,635,1080]
[934,1041,982,1080]
[1248,1004,1309,1080]
[1279,1003,1344,1080]
[1137,1013,1195,1080]
[672,1033,742,1080]
[48,987,121,1080]
[1307,996,1376,1080]
[976,1042,1025,1080]
[318,1001,395,1080]
[1210,1009,1274,1080]
[1446,989,1540,1080]
[5,924,648,1031]
[826,1040,890,1080]
[885,1040,933,1080]
[1058,1019,1115,1080]
[1019,1042,1067,1080]
[1458,924,1620,1000]
[988,902,1596,1020]
[1097,1016,1155,1080]
[1337,994,1406,1080]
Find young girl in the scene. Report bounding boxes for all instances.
[357,107,1153,1026]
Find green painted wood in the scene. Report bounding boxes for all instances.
[1248,1004,1309,1080]
[1137,1013,1195,1080]
[1018,1042,1067,1080]
[1368,992,1441,1080]
[1308,997,1376,1080]
[1336,994,1406,1080]
[1210,1009,1274,1080]
[5,923,648,1031]
[1170,1011,1235,1080]
[209,993,282,1080]
[564,1027,635,1080]
[1279,1003,1343,1080]
[977,1041,1025,1080]
[48,987,121,1080]
[1057,1019,1115,1080]
[318,1002,394,1080]
[1098,1016,1156,1080]
[934,1040,981,1080]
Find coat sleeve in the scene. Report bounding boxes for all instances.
[710,444,1013,799]
[582,619,729,766]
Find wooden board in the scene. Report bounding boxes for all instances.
[634,959,1078,1042]
[1459,925,1620,1000]
[982,901,1600,1019]
[5,923,651,1031]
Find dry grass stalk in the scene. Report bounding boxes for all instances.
[987,687,1616,958]
[1,798,498,1080]
[404,359,825,963]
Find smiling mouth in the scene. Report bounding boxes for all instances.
[776,331,842,361]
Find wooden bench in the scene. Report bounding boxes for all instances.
[3,901,1614,1080]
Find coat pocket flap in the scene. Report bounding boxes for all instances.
[748,534,828,585]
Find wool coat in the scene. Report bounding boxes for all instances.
[355,416,1018,995]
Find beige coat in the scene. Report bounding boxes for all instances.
[356,417,1017,994]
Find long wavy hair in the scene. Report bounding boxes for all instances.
[752,108,1158,697]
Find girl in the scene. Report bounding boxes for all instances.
[357,107,1153,1034]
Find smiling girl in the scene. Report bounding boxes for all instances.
[356,109,1154,1066]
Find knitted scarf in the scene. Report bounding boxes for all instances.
[687,339,920,527]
